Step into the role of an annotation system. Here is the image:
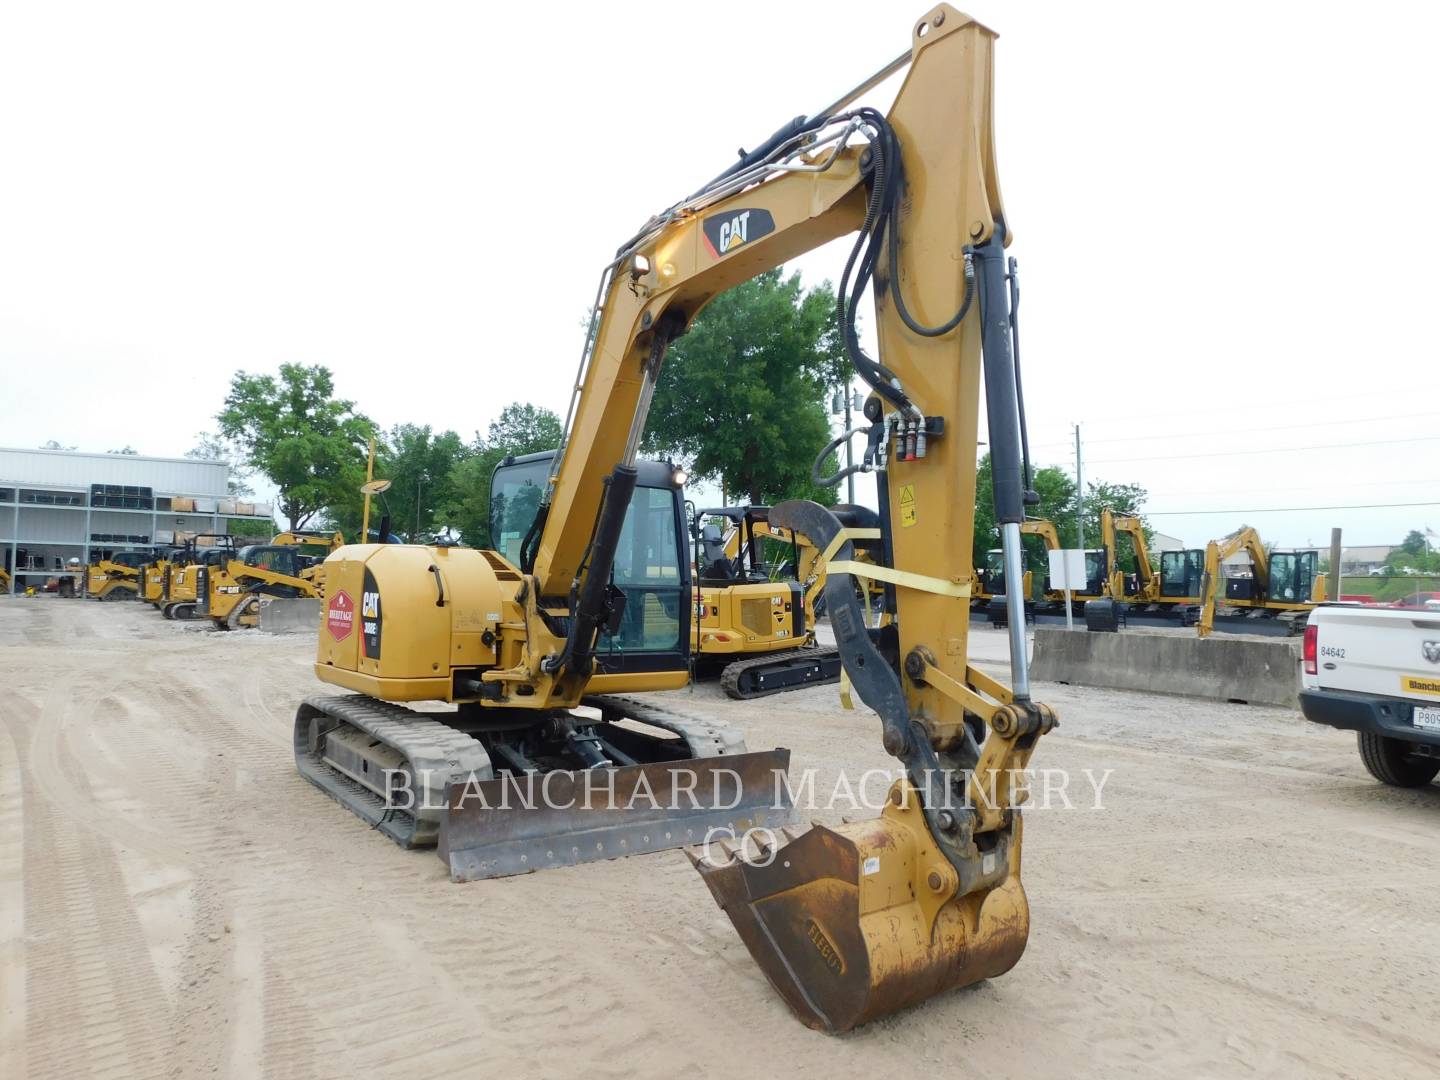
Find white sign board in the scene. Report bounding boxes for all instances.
[1047,549,1088,592]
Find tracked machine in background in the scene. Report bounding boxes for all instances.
[199,532,341,629]
[689,504,881,699]
[161,536,237,619]
[84,550,148,601]
[1196,526,1326,637]
[293,5,1052,1032]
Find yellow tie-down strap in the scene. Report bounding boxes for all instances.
[826,560,972,599]
[815,529,974,708]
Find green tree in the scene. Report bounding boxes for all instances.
[642,269,843,506]
[322,425,471,542]
[386,425,469,542]
[972,455,1077,570]
[216,364,373,530]
[441,403,563,548]
[1400,529,1427,557]
[971,456,1149,577]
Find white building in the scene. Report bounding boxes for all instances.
[0,447,273,592]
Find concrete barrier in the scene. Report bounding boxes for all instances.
[257,597,322,634]
[1030,627,1301,708]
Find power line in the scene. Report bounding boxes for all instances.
[1031,410,1440,450]
[1087,434,1440,465]
[1148,480,1440,499]
[1145,500,1440,516]
[1067,386,1440,426]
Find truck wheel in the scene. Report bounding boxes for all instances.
[1357,732,1440,788]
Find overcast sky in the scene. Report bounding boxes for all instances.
[1,1,1435,550]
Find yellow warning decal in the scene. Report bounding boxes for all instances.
[899,484,916,527]
[1402,675,1440,697]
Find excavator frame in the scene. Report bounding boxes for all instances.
[296,5,1052,1033]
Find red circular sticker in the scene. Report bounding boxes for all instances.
[327,589,355,641]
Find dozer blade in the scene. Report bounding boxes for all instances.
[692,786,1030,1034]
[439,749,792,882]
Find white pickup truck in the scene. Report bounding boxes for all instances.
[1299,603,1440,787]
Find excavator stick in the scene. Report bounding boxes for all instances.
[693,781,1028,1033]
[691,486,1048,1029]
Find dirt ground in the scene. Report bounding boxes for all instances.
[2,598,1437,1079]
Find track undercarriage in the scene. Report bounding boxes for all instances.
[294,693,792,881]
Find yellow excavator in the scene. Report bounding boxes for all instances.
[1196,525,1326,637]
[690,504,879,698]
[1100,508,1155,602]
[84,550,148,601]
[294,6,1053,1033]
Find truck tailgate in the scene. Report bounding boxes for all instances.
[1312,605,1440,699]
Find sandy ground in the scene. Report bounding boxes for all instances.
[1,597,1438,1079]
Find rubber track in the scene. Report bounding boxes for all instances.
[717,646,842,700]
[294,694,493,848]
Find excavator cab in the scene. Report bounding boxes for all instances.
[492,452,691,675]
[1267,550,1317,603]
[1160,549,1205,599]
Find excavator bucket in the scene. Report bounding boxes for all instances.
[440,749,792,881]
[692,783,1030,1034]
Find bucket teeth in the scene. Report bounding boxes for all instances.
[781,825,807,842]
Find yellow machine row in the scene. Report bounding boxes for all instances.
[293,6,1056,1033]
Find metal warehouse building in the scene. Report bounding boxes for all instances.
[0,447,274,593]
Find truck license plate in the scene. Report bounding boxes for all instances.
[1415,706,1440,733]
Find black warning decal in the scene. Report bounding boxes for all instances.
[701,208,775,258]
[362,568,382,659]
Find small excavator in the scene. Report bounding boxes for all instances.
[690,504,878,698]
[293,6,1052,1032]
[84,550,148,601]
[1100,508,1156,602]
[1196,526,1326,637]
[1097,507,1208,620]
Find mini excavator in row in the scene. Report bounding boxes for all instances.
[293,6,1054,1033]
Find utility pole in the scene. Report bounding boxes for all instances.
[832,384,858,505]
[1329,527,1343,602]
[1074,423,1084,549]
[415,473,428,542]
[361,438,375,542]
[844,386,856,506]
